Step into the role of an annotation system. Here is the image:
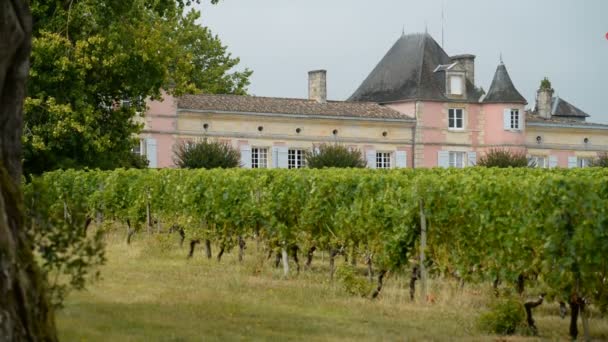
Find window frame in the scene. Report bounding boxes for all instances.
[578,157,592,168]
[529,155,547,168]
[448,108,465,130]
[448,151,466,168]
[375,151,392,169]
[251,147,269,169]
[288,148,307,169]
[449,75,463,95]
[510,109,520,130]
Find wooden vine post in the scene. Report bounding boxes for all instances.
[419,199,427,302]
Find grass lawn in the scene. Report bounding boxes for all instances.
[57,232,608,341]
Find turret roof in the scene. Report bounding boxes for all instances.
[483,63,527,104]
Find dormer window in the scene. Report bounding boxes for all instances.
[449,75,463,95]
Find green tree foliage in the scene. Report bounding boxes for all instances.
[23,0,251,175]
[539,77,552,90]
[305,144,367,168]
[173,139,241,169]
[477,148,531,168]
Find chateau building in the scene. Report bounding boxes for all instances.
[141,33,608,169]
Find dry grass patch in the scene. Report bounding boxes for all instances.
[57,232,608,341]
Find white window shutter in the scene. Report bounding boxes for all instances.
[467,152,477,167]
[438,151,449,168]
[519,109,524,130]
[272,147,279,168]
[549,155,558,168]
[277,147,288,168]
[366,150,376,169]
[503,109,511,130]
[146,138,158,168]
[240,145,251,168]
[395,151,407,168]
[567,156,577,168]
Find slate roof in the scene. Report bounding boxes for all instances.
[483,63,527,104]
[551,96,590,118]
[348,33,483,103]
[526,115,608,128]
[177,94,412,120]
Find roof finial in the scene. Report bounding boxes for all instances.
[402,25,405,36]
[425,21,428,34]
[499,52,503,64]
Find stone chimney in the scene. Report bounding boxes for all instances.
[536,78,554,119]
[451,54,475,86]
[308,70,327,103]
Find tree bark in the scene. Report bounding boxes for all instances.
[580,299,590,342]
[524,294,544,335]
[329,248,340,281]
[305,246,316,268]
[281,247,289,277]
[187,239,200,258]
[365,253,373,283]
[290,245,300,275]
[216,245,225,262]
[371,270,388,299]
[409,265,419,301]
[0,0,58,339]
[237,236,245,262]
[516,273,525,295]
[569,299,580,340]
[204,239,212,259]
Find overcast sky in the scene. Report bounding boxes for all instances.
[197,0,608,123]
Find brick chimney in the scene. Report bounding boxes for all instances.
[451,54,475,86]
[308,70,327,103]
[536,78,554,119]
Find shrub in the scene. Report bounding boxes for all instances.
[539,77,552,91]
[590,152,608,167]
[173,139,240,169]
[478,297,525,335]
[305,144,366,168]
[336,264,372,297]
[477,148,530,168]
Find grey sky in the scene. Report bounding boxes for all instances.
[197,0,608,123]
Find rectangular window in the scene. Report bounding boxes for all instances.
[448,108,464,129]
[448,151,466,168]
[376,152,391,169]
[450,76,463,95]
[288,149,306,169]
[251,147,268,168]
[132,139,145,156]
[578,158,592,168]
[530,155,546,168]
[510,109,520,130]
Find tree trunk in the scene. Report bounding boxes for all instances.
[145,196,151,234]
[0,0,58,338]
[580,299,590,342]
[274,251,281,268]
[187,239,200,258]
[238,236,246,262]
[126,219,136,245]
[524,294,544,335]
[492,277,500,297]
[365,253,373,283]
[329,248,340,281]
[305,246,316,268]
[178,227,185,248]
[350,246,357,266]
[204,239,212,259]
[409,265,419,301]
[371,270,388,299]
[516,273,525,295]
[569,299,580,340]
[281,247,289,277]
[216,245,225,262]
[291,245,300,275]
